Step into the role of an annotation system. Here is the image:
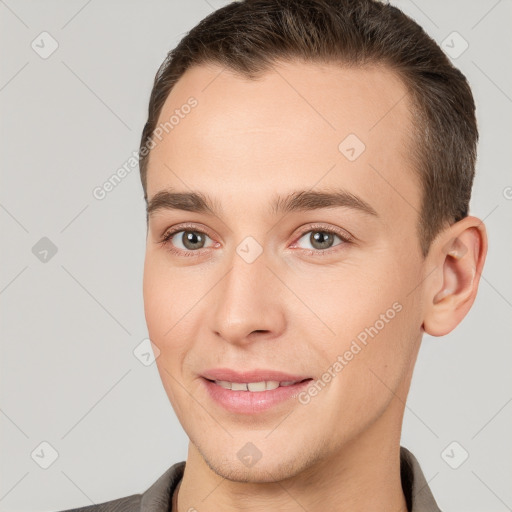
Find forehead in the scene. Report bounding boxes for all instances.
[146,60,420,224]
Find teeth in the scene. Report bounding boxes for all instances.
[213,380,299,392]
[247,381,266,392]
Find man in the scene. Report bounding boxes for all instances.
[59,0,487,510]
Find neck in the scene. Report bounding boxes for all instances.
[173,395,409,512]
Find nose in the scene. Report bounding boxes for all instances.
[209,252,287,346]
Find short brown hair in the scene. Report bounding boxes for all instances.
[139,0,478,256]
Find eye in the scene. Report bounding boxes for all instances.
[293,225,352,255]
[159,225,216,257]
[158,223,353,258]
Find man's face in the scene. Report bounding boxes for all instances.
[143,60,427,481]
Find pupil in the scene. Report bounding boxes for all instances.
[312,231,333,249]
[184,231,204,249]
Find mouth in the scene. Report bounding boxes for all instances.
[201,368,313,384]
[200,372,314,414]
[204,377,312,392]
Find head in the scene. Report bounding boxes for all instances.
[141,0,487,482]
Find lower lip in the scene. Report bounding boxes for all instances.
[202,378,313,414]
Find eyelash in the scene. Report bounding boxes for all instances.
[158,222,354,258]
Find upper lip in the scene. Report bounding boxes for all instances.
[202,368,312,383]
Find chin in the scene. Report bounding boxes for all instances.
[196,438,324,485]
[208,457,300,484]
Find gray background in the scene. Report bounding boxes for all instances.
[1,0,511,511]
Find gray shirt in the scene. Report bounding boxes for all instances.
[57,445,441,511]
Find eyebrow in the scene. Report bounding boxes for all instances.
[146,187,378,220]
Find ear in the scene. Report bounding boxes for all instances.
[422,216,488,337]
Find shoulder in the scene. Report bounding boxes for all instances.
[55,493,140,512]
[54,461,186,512]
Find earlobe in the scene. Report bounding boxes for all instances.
[423,217,487,337]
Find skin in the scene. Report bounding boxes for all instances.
[142,60,487,512]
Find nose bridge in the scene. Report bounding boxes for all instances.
[210,246,285,344]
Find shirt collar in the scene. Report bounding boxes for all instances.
[400,446,442,512]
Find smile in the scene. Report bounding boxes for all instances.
[202,377,314,414]
[211,379,308,392]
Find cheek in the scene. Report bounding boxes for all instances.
[142,254,192,363]
[144,257,193,420]
[298,260,420,386]
[143,253,185,334]
[292,264,399,337]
